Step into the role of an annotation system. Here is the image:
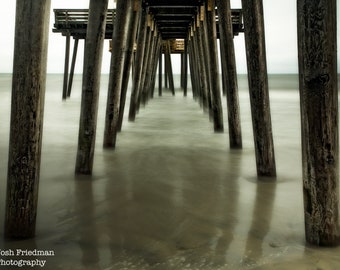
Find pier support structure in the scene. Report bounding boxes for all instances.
[158,49,163,96]
[117,2,140,132]
[62,36,80,99]
[5,0,51,238]
[205,0,224,132]
[67,38,80,98]
[241,0,276,177]
[164,41,175,96]
[297,0,339,246]
[75,0,108,174]
[62,33,71,100]
[149,33,162,99]
[187,33,198,100]
[181,41,188,96]
[129,8,147,121]
[216,0,242,148]
[196,11,210,111]
[103,0,136,148]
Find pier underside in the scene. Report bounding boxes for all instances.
[3,0,339,259]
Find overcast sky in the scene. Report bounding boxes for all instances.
[0,0,339,74]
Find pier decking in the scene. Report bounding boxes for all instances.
[53,9,115,39]
[52,7,243,40]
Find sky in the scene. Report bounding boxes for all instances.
[0,0,339,74]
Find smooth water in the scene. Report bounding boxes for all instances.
[0,74,340,269]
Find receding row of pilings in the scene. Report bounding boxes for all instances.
[190,2,225,133]
[4,0,339,247]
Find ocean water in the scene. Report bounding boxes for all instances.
[0,73,339,269]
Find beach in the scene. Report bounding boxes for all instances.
[0,74,340,269]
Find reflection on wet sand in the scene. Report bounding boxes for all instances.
[242,180,276,268]
[74,177,100,268]
[1,74,340,269]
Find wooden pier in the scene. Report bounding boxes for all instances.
[4,0,339,248]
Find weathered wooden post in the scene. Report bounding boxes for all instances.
[196,12,209,110]
[103,0,135,148]
[180,44,188,93]
[181,52,185,88]
[187,36,198,99]
[164,40,175,95]
[142,20,157,103]
[216,0,242,148]
[183,39,188,96]
[297,0,339,246]
[158,47,163,96]
[241,0,276,176]
[205,0,224,132]
[117,1,140,132]
[199,5,213,116]
[190,25,202,102]
[5,0,51,238]
[62,33,71,100]
[138,14,153,106]
[129,8,147,121]
[164,47,169,89]
[150,33,162,98]
[75,0,108,174]
[67,38,80,97]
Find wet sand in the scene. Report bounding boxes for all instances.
[1,74,340,269]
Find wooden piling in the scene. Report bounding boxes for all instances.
[241,0,276,176]
[150,33,162,99]
[158,48,163,96]
[5,0,51,238]
[181,52,185,88]
[187,37,198,100]
[297,0,339,246]
[164,49,169,89]
[205,0,224,132]
[183,39,188,96]
[190,26,202,102]
[196,14,209,110]
[129,8,147,121]
[164,41,175,95]
[67,38,80,97]
[142,22,157,103]
[103,0,134,148]
[117,1,140,132]
[201,6,214,118]
[62,33,70,100]
[216,0,242,148]
[139,15,153,106]
[75,0,108,174]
